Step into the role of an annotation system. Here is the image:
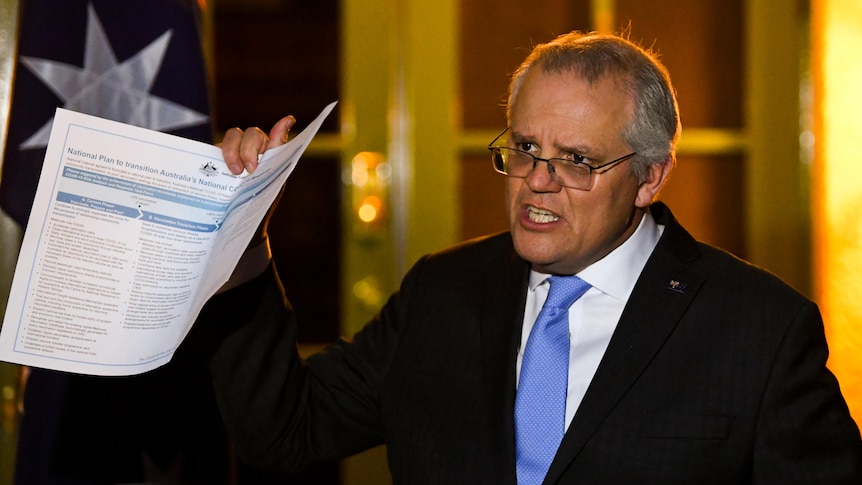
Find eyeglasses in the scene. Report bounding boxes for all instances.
[487,128,637,191]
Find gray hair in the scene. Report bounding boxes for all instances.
[507,31,680,181]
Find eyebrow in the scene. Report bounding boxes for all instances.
[510,130,598,157]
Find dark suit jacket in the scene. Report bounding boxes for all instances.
[209,202,862,484]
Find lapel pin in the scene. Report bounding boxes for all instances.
[667,280,687,293]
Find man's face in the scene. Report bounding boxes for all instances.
[506,68,661,275]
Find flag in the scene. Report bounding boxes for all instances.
[1,0,212,227]
[4,2,229,483]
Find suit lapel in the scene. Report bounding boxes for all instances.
[478,238,529,483]
[545,203,706,483]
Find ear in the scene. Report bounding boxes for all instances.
[635,158,672,208]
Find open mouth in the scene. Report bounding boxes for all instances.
[526,205,560,224]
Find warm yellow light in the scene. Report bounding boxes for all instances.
[813,0,862,425]
[350,152,388,236]
[358,203,378,223]
[351,154,370,187]
[357,195,383,223]
[352,276,384,309]
[351,151,389,189]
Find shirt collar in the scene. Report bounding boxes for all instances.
[528,211,664,301]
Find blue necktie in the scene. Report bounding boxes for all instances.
[515,275,591,485]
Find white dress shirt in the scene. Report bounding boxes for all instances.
[516,211,664,430]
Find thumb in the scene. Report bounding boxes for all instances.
[266,115,297,151]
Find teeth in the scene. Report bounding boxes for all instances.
[527,206,559,223]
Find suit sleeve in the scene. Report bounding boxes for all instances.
[206,261,414,472]
[753,301,862,483]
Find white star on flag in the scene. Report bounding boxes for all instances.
[18,3,208,150]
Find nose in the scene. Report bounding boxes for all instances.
[525,158,562,192]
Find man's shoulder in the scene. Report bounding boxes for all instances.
[392,232,526,306]
[692,241,811,306]
[409,232,524,280]
[652,202,810,306]
[431,231,515,259]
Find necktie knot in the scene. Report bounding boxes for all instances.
[544,275,591,311]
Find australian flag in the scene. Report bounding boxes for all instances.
[1,0,212,227]
[3,2,242,484]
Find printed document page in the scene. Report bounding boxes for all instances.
[0,102,336,375]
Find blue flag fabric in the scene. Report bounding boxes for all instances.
[4,2,233,483]
[1,0,212,227]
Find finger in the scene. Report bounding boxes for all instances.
[265,115,297,151]
[221,127,246,175]
[237,126,269,174]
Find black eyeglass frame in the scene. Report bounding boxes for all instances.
[487,127,637,190]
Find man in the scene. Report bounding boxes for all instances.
[208,31,862,483]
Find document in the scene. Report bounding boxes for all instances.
[0,102,336,376]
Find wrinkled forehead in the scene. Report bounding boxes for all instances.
[506,69,636,156]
